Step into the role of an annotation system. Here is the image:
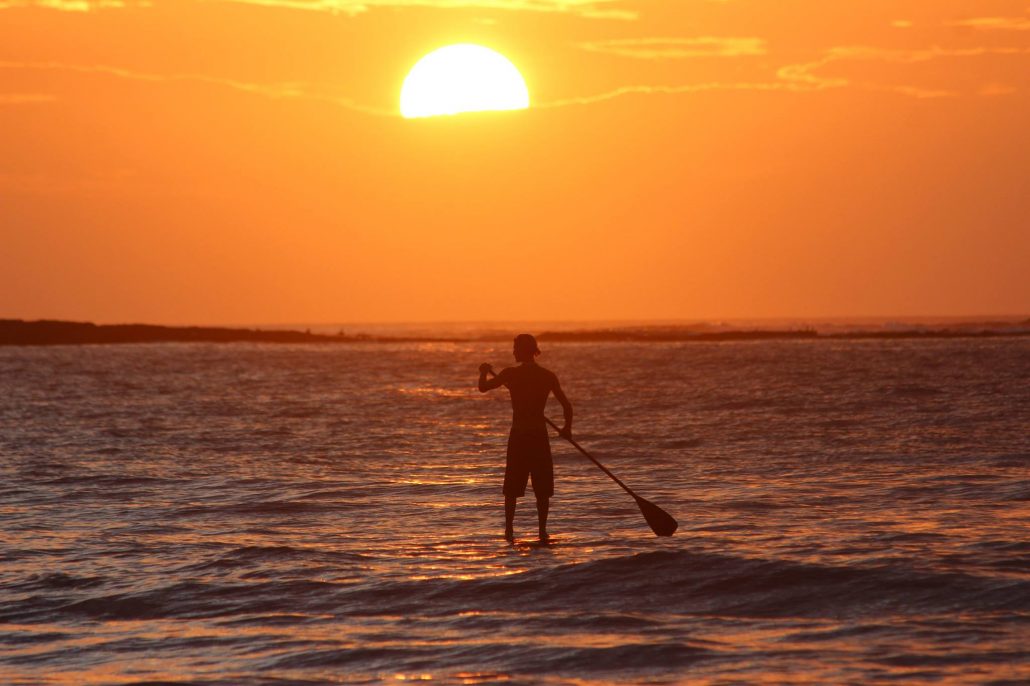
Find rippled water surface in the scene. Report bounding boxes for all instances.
[1,339,1028,684]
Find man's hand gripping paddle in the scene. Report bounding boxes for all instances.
[488,368,677,537]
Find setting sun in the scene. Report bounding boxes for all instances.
[400,44,530,119]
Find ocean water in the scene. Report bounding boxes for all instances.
[1,338,1028,685]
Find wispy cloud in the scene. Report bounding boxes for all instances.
[537,81,793,108]
[778,45,1030,98]
[216,0,636,20]
[541,43,1030,107]
[578,37,766,59]
[0,0,635,17]
[0,0,140,10]
[800,44,1030,68]
[0,92,58,103]
[949,16,1030,31]
[0,60,393,115]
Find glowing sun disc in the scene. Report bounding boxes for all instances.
[400,44,530,118]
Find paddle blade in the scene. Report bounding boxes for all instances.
[635,496,678,537]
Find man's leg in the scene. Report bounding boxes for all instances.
[530,452,554,542]
[536,496,549,541]
[504,495,516,541]
[503,451,530,540]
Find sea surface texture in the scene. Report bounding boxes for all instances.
[1,339,1028,685]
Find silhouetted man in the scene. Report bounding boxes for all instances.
[479,334,573,542]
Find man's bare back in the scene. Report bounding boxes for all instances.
[497,363,565,431]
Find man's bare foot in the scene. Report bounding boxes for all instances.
[538,531,550,543]
[504,526,514,542]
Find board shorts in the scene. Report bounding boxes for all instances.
[503,426,554,498]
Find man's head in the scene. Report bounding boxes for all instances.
[513,333,541,363]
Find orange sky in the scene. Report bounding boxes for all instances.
[1,0,1028,325]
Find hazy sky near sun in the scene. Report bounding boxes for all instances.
[1,0,1028,324]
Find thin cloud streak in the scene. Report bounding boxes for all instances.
[537,81,799,108]
[948,17,1030,31]
[0,60,394,116]
[0,0,139,10]
[215,0,636,19]
[578,37,766,59]
[773,44,1030,98]
[541,44,1030,107]
[0,0,635,17]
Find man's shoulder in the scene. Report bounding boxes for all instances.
[534,365,559,382]
[498,366,517,380]
[505,363,558,380]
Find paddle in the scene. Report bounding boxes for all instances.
[488,369,677,537]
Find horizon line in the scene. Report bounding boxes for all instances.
[5,313,1029,330]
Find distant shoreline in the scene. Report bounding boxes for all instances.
[0,320,463,346]
[2,318,1029,346]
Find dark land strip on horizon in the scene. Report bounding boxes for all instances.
[2,318,1029,346]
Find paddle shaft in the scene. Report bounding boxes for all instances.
[487,368,639,500]
[544,417,638,499]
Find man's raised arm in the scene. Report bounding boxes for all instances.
[478,364,505,392]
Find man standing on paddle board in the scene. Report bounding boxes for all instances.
[479,334,573,542]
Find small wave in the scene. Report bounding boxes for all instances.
[88,446,123,455]
[294,488,377,500]
[660,438,703,449]
[885,384,943,397]
[265,646,437,670]
[272,407,322,419]
[871,531,949,544]
[404,550,1030,620]
[177,545,369,573]
[723,498,783,511]
[22,553,929,628]
[819,418,860,429]
[217,612,328,627]
[991,454,1030,469]
[702,398,768,411]
[970,539,1030,555]
[45,579,348,622]
[0,630,74,647]
[513,642,712,673]
[265,640,714,674]
[41,474,175,487]
[10,572,107,592]
[174,499,349,517]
